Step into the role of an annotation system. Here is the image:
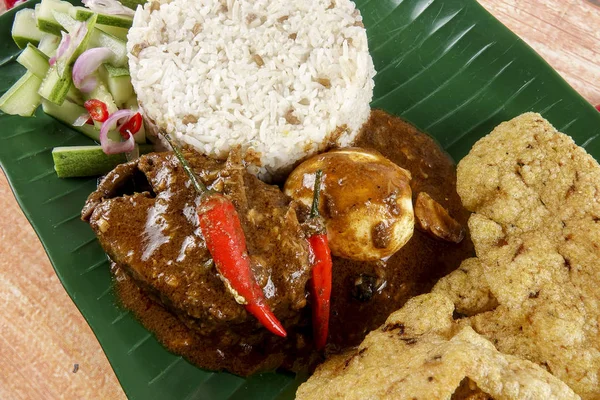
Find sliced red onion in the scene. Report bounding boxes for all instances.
[53,21,88,76]
[100,109,136,154]
[49,32,71,66]
[82,0,134,16]
[73,47,114,93]
[67,21,89,60]
[72,113,91,126]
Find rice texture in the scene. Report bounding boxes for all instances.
[128,0,375,179]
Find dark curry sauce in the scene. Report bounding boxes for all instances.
[110,109,474,375]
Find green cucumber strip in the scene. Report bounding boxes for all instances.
[51,10,78,32]
[37,33,61,57]
[96,24,128,41]
[86,81,119,114]
[66,86,85,106]
[124,96,139,109]
[17,44,50,79]
[52,144,154,178]
[42,99,98,139]
[103,64,130,78]
[41,99,122,142]
[12,9,44,49]
[53,13,97,77]
[38,64,73,105]
[70,7,133,29]
[99,64,133,107]
[0,72,43,117]
[119,0,147,10]
[88,28,127,67]
[36,0,73,35]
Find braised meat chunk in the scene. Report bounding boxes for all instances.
[82,148,312,373]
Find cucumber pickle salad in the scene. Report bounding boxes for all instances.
[1,0,151,178]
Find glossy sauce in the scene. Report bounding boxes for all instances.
[111,109,474,373]
[328,110,474,349]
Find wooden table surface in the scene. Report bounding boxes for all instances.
[1,1,599,399]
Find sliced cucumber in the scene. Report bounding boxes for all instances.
[85,82,118,131]
[36,0,73,35]
[103,64,130,78]
[51,13,97,77]
[41,99,121,142]
[0,72,43,117]
[96,24,128,41]
[52,144,154,178]
[37,33,61,57]
[119,0,147,10]
[17,44,50,79]
[124,96,139,109]
[65,86,85,106]
[88,28,127,67]
[12,9,44,49]
[38,64,72,105]
[51,10,78,32]
[99,64,133,107]
[86,82,119,114]
[42,99,97,138]
[70,7,133,29]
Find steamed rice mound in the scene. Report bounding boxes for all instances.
[127,0,375,179]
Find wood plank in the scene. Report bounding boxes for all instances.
[0,174,126,400]
[478,0,600,105]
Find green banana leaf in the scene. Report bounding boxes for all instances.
[0,0,599,399]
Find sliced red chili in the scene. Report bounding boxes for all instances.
[595,104,600,112]
[307,170,333,350]
[119,112,142,139]
[83,99,109,123]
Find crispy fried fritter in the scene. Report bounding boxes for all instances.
[433,113,600,399]
[296,294,579,400]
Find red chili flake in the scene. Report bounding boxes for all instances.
[118,112,142,139]
[83,99,109,123]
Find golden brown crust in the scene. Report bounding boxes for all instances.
[435,113,600,399]
[296,294,579,400]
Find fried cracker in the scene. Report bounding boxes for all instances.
[296,294,579,400]
[434,113,600,399]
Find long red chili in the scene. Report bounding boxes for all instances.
[307,170,333,350]
[162,133,286,337]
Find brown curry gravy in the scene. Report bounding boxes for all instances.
[111,109,474,374]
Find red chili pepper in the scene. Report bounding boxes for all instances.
[83,99,109,123]
[199,194,286,337]
[161,133,287,337]
[119,112,143,139]
[595,104,600,112]
[307,170,333,350]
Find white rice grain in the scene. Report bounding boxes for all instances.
[128,0,375,179]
